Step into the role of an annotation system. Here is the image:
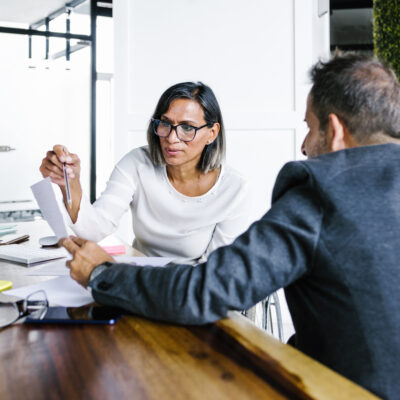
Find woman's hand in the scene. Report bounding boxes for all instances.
[60,236,115,287]
[39,144,80,186]
[40,145,82,220]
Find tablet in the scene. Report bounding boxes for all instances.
[24,305,124,325]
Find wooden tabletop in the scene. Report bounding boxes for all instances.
[0,311,379,400]
[0,221,380,399]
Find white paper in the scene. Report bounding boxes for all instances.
[26,256,173,277]
[31,178,68,240]
[115,256,174,267]
[25,259,71,276]
[4,276,93,307]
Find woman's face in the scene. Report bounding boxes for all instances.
[159,98,219,170]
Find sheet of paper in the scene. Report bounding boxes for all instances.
[26,256,173,277]
[25,259,71,276]
[3,276,93,307]
[115,256,174,266]
[31,178,68,240]
[0,233,21,242]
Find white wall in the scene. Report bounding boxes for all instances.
[114,0,329,229]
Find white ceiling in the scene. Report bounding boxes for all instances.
[0,0,88,26]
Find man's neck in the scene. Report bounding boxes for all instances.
[359,132,400,146]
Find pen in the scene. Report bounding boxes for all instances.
[62,148,72,207]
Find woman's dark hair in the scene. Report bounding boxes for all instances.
[147,82,225,173]
[310,53,400,141]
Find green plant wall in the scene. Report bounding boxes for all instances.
[373,0,400,80]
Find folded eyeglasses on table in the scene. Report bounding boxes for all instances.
[0,290,48,328]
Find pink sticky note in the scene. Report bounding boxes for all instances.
[102,245,126,255]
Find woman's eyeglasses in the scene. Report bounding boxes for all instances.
[151,118,211,142]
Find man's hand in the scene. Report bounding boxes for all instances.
[59,236,115,287]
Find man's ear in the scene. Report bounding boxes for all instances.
[328,113,355,152]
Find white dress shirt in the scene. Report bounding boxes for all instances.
[66,146,251,264]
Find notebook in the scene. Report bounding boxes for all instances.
[0,245,68,265]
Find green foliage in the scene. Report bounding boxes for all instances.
[373,0,400,80]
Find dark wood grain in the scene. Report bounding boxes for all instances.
[0,317,285,400]
[0,312,379,400]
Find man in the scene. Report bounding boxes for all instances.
[61,54,400,399]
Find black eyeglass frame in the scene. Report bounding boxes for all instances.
[151,118,213,142]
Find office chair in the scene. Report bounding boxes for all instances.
[262,292,284,341]
[242,292,284,342]
[242,303,261,325]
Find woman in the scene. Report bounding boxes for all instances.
[40,82,250,264]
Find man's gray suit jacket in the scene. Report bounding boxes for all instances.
[89,143,400,399]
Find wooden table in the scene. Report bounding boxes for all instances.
[0,312,379,400]
[0,222,379,399]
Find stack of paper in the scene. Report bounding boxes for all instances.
[0,245,68,265]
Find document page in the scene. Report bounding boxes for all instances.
[25,259,70,276]
[27,256,174,276]
[31,178,68,240]
[4,276,93,307]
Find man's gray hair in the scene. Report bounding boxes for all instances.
[310,53,400,141]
